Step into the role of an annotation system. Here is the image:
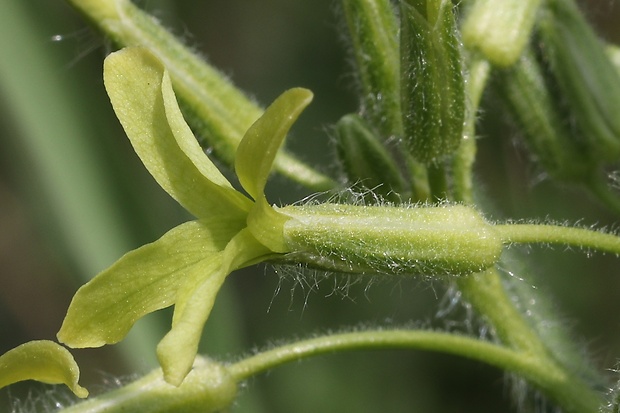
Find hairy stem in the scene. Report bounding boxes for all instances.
[227,329,601,413]
[65,0,336,192]
[496,223,620,255]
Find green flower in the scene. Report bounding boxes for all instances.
[57,46,503,387]
[56,47,312,386]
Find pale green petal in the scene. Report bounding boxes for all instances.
[157,229,272,386]
[235,88,313,200]
[234,88,313,252]
[103,47,252,219]
[0,340,88,398]
[58,218,243,348]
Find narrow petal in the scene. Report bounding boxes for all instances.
[157,229,272,386]
[58,218,242,348]
[0,341,88,398]
[235,88,313,200]
[103,47,252,220]
[234,88,313,252]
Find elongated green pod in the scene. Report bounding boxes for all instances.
[341,0,402,137]
[400,0,465,164]
[494,50,593,181]
[538,0,620,162]
[462,0,542,67]
[279,203,502,277]
[335,114,406,202]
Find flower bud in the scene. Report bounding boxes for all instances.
[335,114,406,203]
[279,203,502,277]
[341,0,402,137]
[538,0,620,162]
[461,0,542,67]
[494,50,594,181]
[400,0,465,164]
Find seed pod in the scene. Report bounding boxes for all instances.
[461,0,542,67]
[538,0,620,162]
[400,0,465,164]
[279,203,502,277]
[341,0,403,137]
[335,114,406,203]
[494,50,594,181]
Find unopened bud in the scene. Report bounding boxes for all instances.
[538,0,620,162]
[462,0,542,67]
[400,0,465,164]
[335,114,406,203]
[494,50,594,181]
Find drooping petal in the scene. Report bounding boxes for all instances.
[58,217,243,348]
[0,341,88,398]
[157,229,272,386]
[103,47,252,220]
[235,88,313,252]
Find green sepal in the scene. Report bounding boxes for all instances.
[58,218,243,348]
[400,0,465,164]
[235,88,313,252]
[461,0,542,67]
[0,341,88,398]
[280,203,502,277]
[103,47,252,220]
[335,114,406,202]
[493,50,593,181]
[538,0,620,162]
[341,0,402,137]
[157,229,272,386]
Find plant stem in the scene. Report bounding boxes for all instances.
[452,57,490,204]
[495,223,620,255]
[227,329,602,413]
[65,0,336,192]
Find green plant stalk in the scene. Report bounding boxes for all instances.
[65,0,335,192]
[452,56,489,205]
[227,329,601,413]
[497,223,620,253]
[451,53,603,411]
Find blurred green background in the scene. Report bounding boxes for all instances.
[1,0,620,412]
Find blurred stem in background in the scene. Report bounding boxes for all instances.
[0,0,249,382]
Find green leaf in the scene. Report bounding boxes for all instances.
[58,218,243,348]
[235,88,313,200]
[157,229,272,385]
[103,47,252,220]
[0,340,88,398]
